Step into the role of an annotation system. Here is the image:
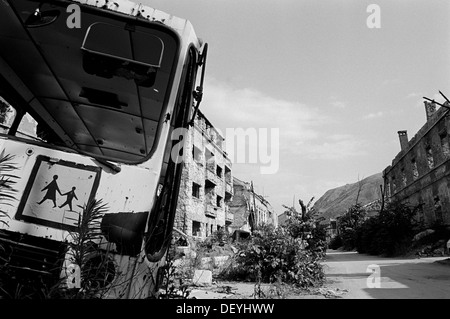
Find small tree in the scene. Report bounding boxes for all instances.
[219,197,326,289]
[337,203,366,250]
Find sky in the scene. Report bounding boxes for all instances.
[142,0,450,215]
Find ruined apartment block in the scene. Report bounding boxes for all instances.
[228,177,277,239]
[174,110,233,240]
[383,101,450,226]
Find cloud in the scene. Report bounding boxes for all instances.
[298,134,367,160]
[363,111,384,119]
[382,78,401,86]
[406,92,422,99]
[202,78,328,144]
[201,80,368,163]
[331,101,346,108]
[329,96,346,109]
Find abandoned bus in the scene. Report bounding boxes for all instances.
[0,0,207,298]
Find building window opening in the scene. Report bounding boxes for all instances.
[416,203,425,224]
[440,134,450,159]
[192,182,201,198]
[216,165,222,178]
[205,150,215,172]
[412,159,419,181]
[401,168,407,187]
[434,196,443,223]
[426,146,434,169]
[225,165,232,184]
[205,180,215,205]
[216,195,222,207]
[193,145,202,163]
[192,221,201,237]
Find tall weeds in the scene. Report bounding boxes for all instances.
[0,152,18,226]
[64,198,112,298]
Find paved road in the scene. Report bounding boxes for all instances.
[322,250,450,299]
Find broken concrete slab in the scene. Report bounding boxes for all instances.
[192,269,212,287]
[200,256,230,269]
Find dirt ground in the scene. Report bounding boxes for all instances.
[188,280,348,299]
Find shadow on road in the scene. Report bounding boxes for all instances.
[323,249,450,299]
[363,261,450,299]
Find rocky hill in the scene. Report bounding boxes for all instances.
[313,172,384,221]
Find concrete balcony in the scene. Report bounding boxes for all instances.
[225,212,234,223]
[205,204,218,218]
[205,168,219,186]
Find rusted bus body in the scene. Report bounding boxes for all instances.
[0,0,206,298]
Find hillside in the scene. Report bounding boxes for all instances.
[313,172,384,221]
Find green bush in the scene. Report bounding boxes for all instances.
[355,201,418,256]
[337,204,366,250]
[219,199,326,288]
[328,235,342,250]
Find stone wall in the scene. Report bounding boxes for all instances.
[228,177,276,234]
[384,102,450,226]
[174,110,233,240]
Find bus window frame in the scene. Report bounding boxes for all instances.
[145,45,199,262]
[0,2,183,165]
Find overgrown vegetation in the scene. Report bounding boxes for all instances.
[356,201,419,256]
[332,200,422,256]
[157,251,192,299]
[57,198,114,299]
[0,195,118,299]
[156,227,235,299]
[219,198,327,289]
[0,98,12,125]
[0,153,18,227]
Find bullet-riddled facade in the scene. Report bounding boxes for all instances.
[383,101,450,226]
[174,110,233,239]
[228,177,277,238]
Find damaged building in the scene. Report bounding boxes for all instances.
[228,177,277,240]
[174,110,233,240]
[383,100,450,226]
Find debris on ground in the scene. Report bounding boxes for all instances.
[192,270,213,287]
[314,287,348,298]
[214,285,238,295]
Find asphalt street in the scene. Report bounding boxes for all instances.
[322,249,450,299]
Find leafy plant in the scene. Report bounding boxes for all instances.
[0,152,19,227]
[337,203,366,250]
[62,198,113,298]
[0,98,12,125]
[328,235,342,250]
[219,198,326,291]
[355,201,419,256]
[157,253,192,299]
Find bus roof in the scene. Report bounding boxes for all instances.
[72,0,202,45]
[0,0,199,163]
